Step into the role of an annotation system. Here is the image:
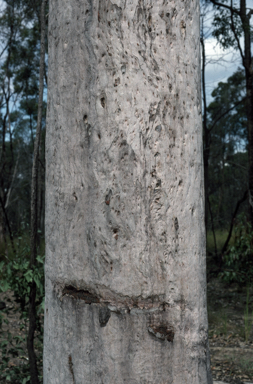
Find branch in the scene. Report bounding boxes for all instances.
[221,189,248,255]
[225,161,247,170]
[210,0,245,62]
[208,96,246,132]
[230,0,244,63]
[4,150,20,209]
[209,0,240,16]
[247,9,253,19]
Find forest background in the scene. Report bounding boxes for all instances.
[0,0,253,383]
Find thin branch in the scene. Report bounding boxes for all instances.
[208,96,246,132]
[226,160,247,170]
[230,0,245,63]
[221,189,248,255]
[208,196,218,258]
[209,0,240,16]
[5,150,20,209]
[247,9,253,19]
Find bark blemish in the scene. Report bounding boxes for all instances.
[68,355,75,384]
[114,77,120,87]
[113,228,119,240]
[99,306,111,327]
[101,97,106,108]
[60,283,169,314]
[155,124,162,133]
[62,286,100,304]
[105,189,112,205]
[148,325,174,342]
[174,217,179,232]
[180,20,186,39]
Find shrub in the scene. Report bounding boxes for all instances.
[219,216,253,284]
[0,239,44,383]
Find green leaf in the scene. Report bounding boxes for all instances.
[24,270,33,283]
[0,281,10,292]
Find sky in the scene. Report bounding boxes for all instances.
[203,0,253,104]
[0,0,251,109]
[204,39,242,103]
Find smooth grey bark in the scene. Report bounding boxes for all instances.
[44,1,212,383]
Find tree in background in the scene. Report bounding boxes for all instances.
[44,1,212,382]
[206,69,248,257]
[0,0,47,252]
[28,0,47,382]
[0,1,48,383]
[208,0,253,225]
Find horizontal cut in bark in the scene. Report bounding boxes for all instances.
[61,284,170,312]
[61,284,175,336]
[62,286,100,304]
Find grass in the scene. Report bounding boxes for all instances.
[206,228,236,255]
[239,357,253,376]
[0,232,45,260]
[244,286,253,342]
[208,307,230,338]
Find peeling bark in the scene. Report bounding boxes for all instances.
[44,1,212,383]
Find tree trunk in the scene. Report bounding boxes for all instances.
[239,0,253,225]
[28,1,47,383]
[201,31,210,233]
[44,1,212,383]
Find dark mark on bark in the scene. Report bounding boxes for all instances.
[62,286,100,304]
[60,284,170,314]
[68,355,75,384]
[105,189,112,205]
[174,217,179,231]
[99,306,111,327]
[148,325,174,342]
[101,97,105,108]
[155,124,162,133]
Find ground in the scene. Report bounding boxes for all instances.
[208,279,253,384]
[0,279,252,383]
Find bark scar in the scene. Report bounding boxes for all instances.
[99,306,111,327]
[62,286,100,304]
[61,284,170,313]
[68,355,75,384]
[148,324,174,342]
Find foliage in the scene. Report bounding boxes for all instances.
[211,4,243,50]
[219,216,253,284]
[0,236,44,383]
[207,228,234,255]
[206,69,248,230]
[0,0,47,246]
[0,1,47,382]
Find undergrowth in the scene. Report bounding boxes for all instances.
[0,233,44,384]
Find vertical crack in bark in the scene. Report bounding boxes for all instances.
[68,355,75,384]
